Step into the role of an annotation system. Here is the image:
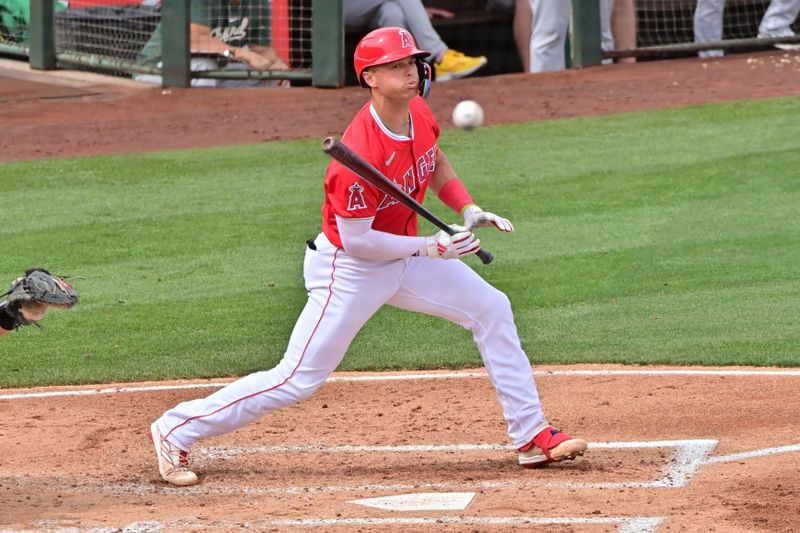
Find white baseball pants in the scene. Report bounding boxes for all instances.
[601,0,616,64]
[759,0,800,34]
[156,233,549,451]
[528,0,571,73]
[695,0,800,58]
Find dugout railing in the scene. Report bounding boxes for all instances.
[610,0,800,60]
[3,1,799,87]
[4,0,343,87]
[3,0,599,87]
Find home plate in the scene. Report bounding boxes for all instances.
[349,492,476,511]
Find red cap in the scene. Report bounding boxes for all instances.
[354,27,430,87]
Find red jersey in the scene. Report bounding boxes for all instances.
[322,96,440,248]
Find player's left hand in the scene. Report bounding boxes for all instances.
[1,268,79,328]
[426,225,481,260]
[463,205,514,233]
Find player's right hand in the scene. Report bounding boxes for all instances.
[425,225,481,260]
[463,205,514,233]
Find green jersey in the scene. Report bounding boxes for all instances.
[139,0,272,64]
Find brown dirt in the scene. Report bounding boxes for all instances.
[1,50,799,161]
[1,50,799,532]
[2,367,800,531]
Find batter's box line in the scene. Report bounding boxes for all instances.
[19,437,800,500]
[5,368,800,402]
[198,439,720,490]
[12,516,665,533]
[561,439,719,489]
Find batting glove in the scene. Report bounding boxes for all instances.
[425,225,481,260]
[463,205,514,233]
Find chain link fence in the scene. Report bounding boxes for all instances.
[0,1,317,81]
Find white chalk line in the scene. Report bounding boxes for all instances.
[197,439,719,490]
[3,368,800,401]
[561,440,719,489]
[259,516,665,533]
[199,439,800,486]
[199,438,718,459]
[3,516,666,533]
[3,439,718,500]
[10,439,799,531]
[704,443,800,464]
[5,475,512,497]
[6,438,797,503]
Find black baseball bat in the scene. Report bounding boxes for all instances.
[322,137,493,265]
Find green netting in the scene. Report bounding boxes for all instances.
[54,3,160,75]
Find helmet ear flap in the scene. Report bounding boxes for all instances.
[417,60,432,98]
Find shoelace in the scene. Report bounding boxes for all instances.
[159,439,191,471]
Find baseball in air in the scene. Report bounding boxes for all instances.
[452,100,484,130]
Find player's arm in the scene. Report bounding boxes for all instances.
[248,45,289,70]
[336,217,479,261]
[431,149,514,233]
[189,24,282,71]
[337,216,426,260]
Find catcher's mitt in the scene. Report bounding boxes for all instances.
[0,268,79,329]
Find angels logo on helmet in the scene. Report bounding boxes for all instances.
[353,26,432,98]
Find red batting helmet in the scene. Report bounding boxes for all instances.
[354,27,431,91]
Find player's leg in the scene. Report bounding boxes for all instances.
[528,0,570,73]
[514,0,533,72]
[387,257,546,447]
[387,257,586,467]
[343,0,387,30]
[693,0,725,58]
[600,0,616,62]
[382,0,448,60]
[152,236,403,481]
[759,0,800,38]
[611,0,637,63]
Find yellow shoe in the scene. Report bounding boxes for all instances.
[435,49,487,81]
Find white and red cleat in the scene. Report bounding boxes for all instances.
[149,422,199,486]
[518,426,587,468]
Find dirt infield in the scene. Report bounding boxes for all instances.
[2,367,800,532]
[2,51,800,532]
[1,50,800,162]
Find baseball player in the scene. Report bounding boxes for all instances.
[150,27,587,487]
[522,0,633,71]
[526,0,571,73]
[695,0,800,58]
[0,269,79,336]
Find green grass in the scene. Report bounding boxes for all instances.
[1,97,799,387]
